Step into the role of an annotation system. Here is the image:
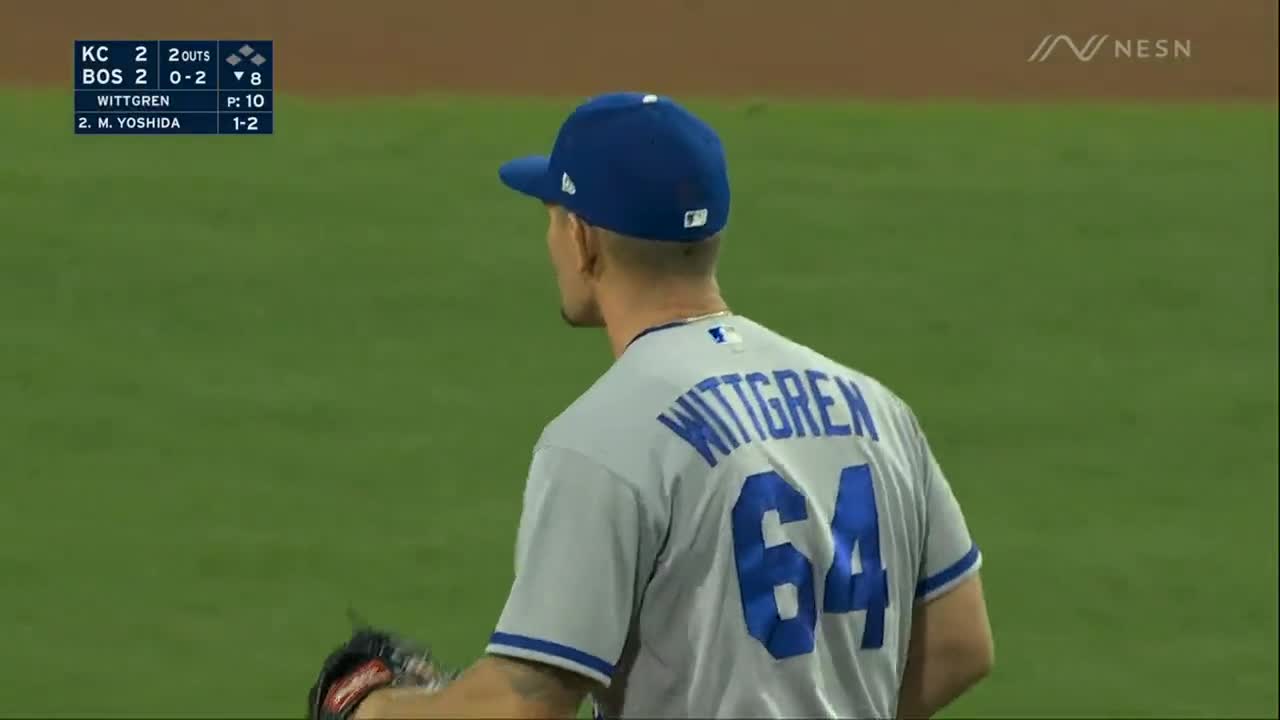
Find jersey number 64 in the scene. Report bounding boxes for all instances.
[730,464,888,660]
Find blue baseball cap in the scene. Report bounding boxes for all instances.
[498,92,730,243]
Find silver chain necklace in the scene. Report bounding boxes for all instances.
[677,309,732,324]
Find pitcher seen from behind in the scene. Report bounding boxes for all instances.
[307,91,994,720]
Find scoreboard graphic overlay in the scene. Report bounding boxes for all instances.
[75,41,273,135]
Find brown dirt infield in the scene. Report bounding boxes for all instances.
[2,0,1276,101]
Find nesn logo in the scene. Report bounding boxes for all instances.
[708,325,742,345]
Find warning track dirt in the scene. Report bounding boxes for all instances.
[1,0,1275,101]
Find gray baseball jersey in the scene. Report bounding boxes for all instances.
[485,314,982,719]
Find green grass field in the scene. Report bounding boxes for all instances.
[1,92,1276,718]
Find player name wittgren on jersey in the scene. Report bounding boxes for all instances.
[658,368,882,468]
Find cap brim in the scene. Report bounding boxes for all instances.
[498,155,556,202]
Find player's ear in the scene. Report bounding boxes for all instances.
[568,212,600,276]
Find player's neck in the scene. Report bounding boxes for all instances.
[600,280,729,359]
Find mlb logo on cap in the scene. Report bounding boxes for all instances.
[498,92,731,243]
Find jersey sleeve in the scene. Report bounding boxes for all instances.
[485,445,658,687]
[913,419,983,604]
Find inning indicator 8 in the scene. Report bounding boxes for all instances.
[74,40,274,135]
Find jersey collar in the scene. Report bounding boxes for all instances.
[624,310,733,351]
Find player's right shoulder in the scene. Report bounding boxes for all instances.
[776,327,924,442]
[837,363,932,462]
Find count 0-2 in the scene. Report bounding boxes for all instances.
[170,70,208,85]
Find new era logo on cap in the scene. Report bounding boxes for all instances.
[497,92,731,243]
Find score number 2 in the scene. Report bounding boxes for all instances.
[731,464,889,659]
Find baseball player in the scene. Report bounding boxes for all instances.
[308,92,993,720]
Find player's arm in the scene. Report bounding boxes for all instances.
[897,574,993,720]
[896,412,993,720]
[360,444,658,720]
[355,654,592,719]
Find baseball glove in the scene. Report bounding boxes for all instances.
[307,624,458,720]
